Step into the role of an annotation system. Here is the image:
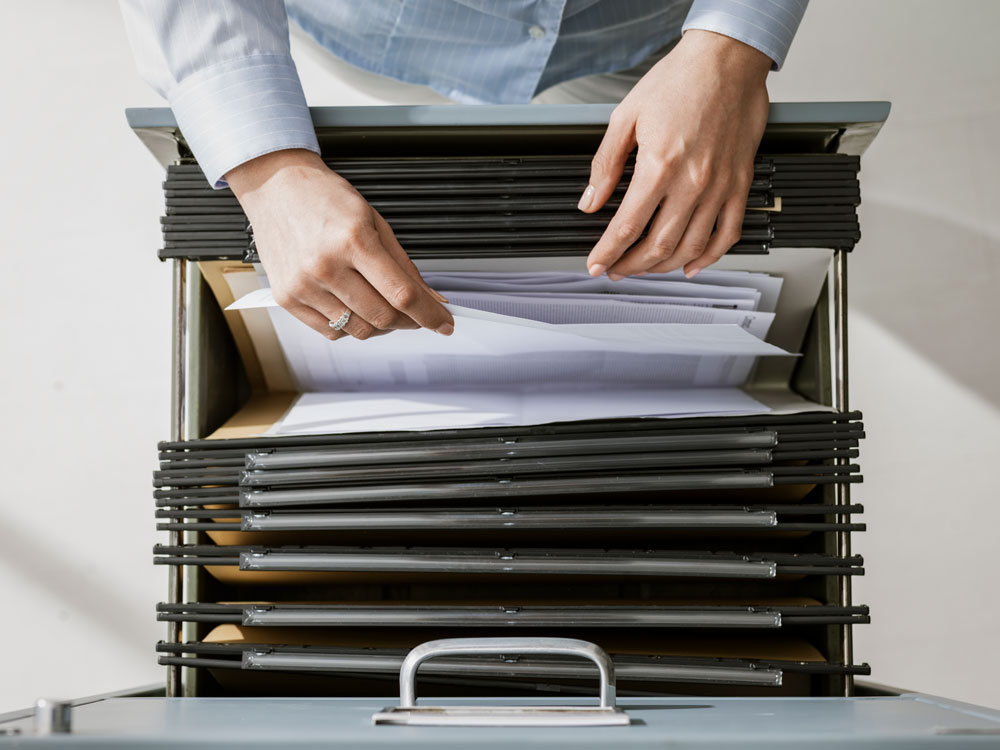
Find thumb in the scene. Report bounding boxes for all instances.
[578,108,636,214]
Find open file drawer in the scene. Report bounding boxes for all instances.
[0,104,1000,748]
[5,100,1000,746]
[128,102,891,703]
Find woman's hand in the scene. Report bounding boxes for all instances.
[226,149,454,341]
[580,30,772,279]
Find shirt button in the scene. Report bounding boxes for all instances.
[528,25,546,40]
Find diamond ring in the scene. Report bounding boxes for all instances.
[329,310,352,331]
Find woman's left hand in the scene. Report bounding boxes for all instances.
[580,29,773,280]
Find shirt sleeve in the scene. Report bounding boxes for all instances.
[119,0,320,188]
[681,0,808,70]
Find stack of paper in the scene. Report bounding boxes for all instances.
[228,270,795,435]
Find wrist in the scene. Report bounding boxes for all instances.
[679,29,773,83]
[226,148,326,203]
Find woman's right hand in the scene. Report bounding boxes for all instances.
[226,149,454,341]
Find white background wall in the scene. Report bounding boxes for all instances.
[1,0,998,715]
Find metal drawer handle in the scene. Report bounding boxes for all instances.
[399,637,616,709]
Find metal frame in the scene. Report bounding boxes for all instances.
[832,249,853,695]
[127,102,891,167]
[165,258,185,697]
[146,103,888,699]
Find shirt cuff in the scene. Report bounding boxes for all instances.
[168,54,320,189]
[682,0,808,70]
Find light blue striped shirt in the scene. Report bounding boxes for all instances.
[121,1,807,189]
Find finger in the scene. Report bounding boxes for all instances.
[282,298,394,342]
[604,194,696,278]
[335,307,382,342]
[331,323,393,340]
[352,234,455,335]
[585,163,665,277]
[281,298,349,341]
[373,213,449,304]
[621,200,721,277]
[579,108,636,215]
[682,194,746,278]
[316,268,420,333]
[297,285,384,342]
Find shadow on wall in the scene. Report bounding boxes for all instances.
[849,199,1000,408]
[0,509,151,657]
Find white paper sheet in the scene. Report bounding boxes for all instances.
[433,269,783,309]
[438,291,775,338]
[664,269,784,314]
[228,289,792,392]
[221,269,294,392]
[226,270,803,434]
[500,291,759,311]
[271,387,772,436]
[228,288,784,355]
[424,272,764,308]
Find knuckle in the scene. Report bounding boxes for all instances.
[590,151,613,178]
[330,218,370,251]
[278,279,308,303]
[272,288,296,308]
[687,168,712,193]
[341,223,368,249]
[612,220,644,245]
[350,324,373,341]
[679,243,707,262]
[648,164,670,186]
[661,152,682,170]
[388,282,421,311]
[721,226,742,247]
[708,246,731,261]
[638,154,671,183]
[650,234,677,259]
[608,105,628,128]
[343,194,372,214]
[301,256,329,280]
[368,309,399,330]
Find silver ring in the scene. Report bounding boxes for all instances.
[329,310,352,331]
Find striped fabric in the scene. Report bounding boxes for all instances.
[121,0,807,189]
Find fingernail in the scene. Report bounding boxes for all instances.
[608,273,625,282]
[588,263,607,277]
[577,184,595,212]
[436,323,454,336]
[430,288,450,304]
[685,267,701,279]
